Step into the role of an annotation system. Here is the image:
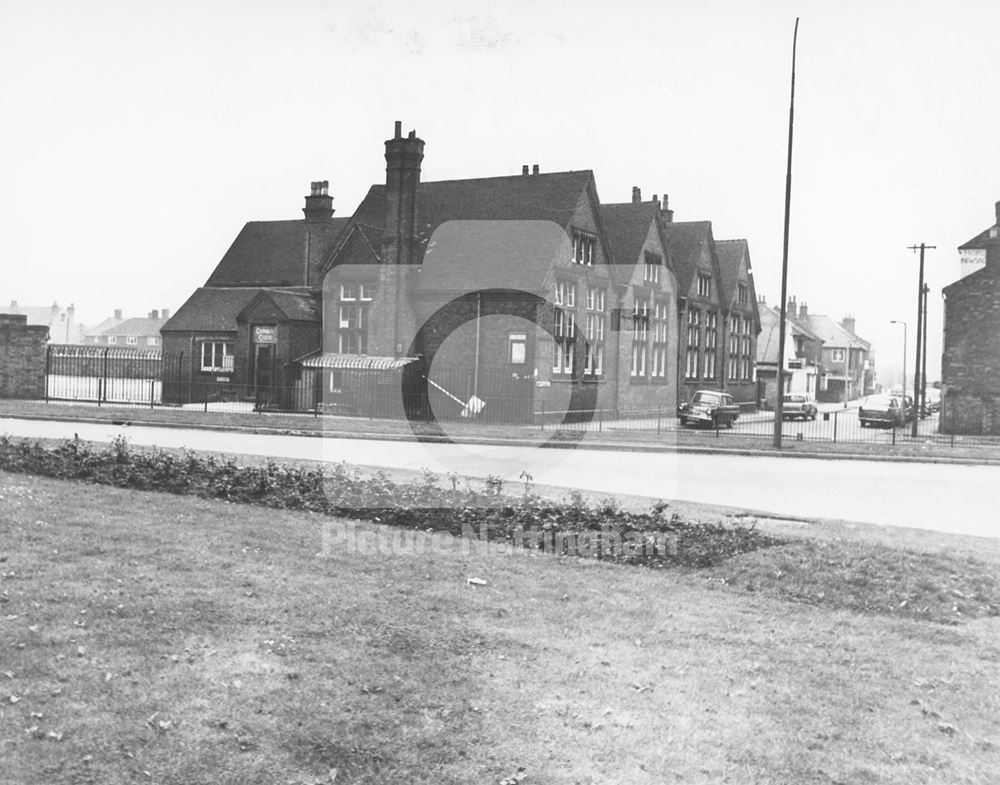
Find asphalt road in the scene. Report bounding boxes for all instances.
[1,416,996,538]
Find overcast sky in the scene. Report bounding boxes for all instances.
[4,0,999,383]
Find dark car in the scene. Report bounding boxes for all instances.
[678,390,740,428]
[858,394,909,428]
[781,393,818,421]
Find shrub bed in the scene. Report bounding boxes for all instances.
[0,434,782,569]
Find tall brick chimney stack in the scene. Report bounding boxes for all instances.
[631,186,641,203]
[303,180,334,222]
[661,194,674,223]
[799,302,808,319]
[842,315,856,334]
[787,295,797,315]
[382,121,425,267]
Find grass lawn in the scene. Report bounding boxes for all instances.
[3,471,1000,784]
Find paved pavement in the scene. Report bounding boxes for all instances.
[1,415,997,538]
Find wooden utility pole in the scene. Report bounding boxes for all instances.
[921,282,929,416]
[907,243,934,437]
[773,17,799,449]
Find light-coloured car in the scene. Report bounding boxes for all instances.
[781,393,817,421]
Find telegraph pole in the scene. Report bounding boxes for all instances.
[907,243,934,437]
[921,282,929,417]
[773,17,799,449]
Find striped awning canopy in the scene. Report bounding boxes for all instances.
[297,353,418,370]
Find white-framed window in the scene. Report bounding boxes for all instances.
[148,336,159,346]
[585,286,605,313]
[572,232,596,266]
[329,369,344,394]
[644,253,661,284]
[830,348,845,363]
[685,308,700,379]
[651,300,669,378]
[584,286,605,376]
[338,283,373,354]
[728,318,740,380]
[552,308,575,374]
[339,282,375,301]
[704,312,718,381]
[508,332,527,365]
[554,280,576,308]
[107,335,117,345]
[741,318,753,380]
[631,298,649,377]
[697,273,712,298]
[126,336,138,345]
[201,341,234,372]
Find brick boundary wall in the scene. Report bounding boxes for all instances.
[0,314,49,399]
[941,389,1000,436]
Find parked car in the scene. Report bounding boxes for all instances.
[678,390,740,428]
[923,388,941,414]
[781,393,817,421]
[858,394,910,428]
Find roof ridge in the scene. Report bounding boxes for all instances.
[419,169,592,187]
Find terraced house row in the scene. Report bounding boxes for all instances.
[162,123,760,421]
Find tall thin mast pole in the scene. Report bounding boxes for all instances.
[907,243,934,436]
[921,282,929,416]
[773,17,799,449]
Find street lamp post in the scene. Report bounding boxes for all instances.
[890,319,907,405]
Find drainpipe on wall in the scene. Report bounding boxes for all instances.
[473,292,482,399]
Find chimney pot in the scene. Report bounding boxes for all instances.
[652,194,659,206]
[114,309,122,320]
[162,308,170,320]
[631,186,641,203]
[394,120,402,139]
[408,129,416,139]
[304,179,335,221]
[995,200,1000,225]
[522,165,529,176]
[532,164,539,175]
[799,302,808,318]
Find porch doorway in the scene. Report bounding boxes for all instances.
[252,343,275,403]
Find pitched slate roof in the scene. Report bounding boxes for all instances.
[241,290,321,322]
[755,305,784,365]
[943,262,999,295]
[664,221,713,294]
[958,228,995,251]
[327,222,383,267]
[599,202,664,270]
[785,311,823,342]
[803,314,871,351]
[715,239,748,306]
[415,220,569,294]
[163,287,307,333]
[206,217,349,287]
[330,170,596,269]
[101,317,167,337]
[84,316,124,337]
